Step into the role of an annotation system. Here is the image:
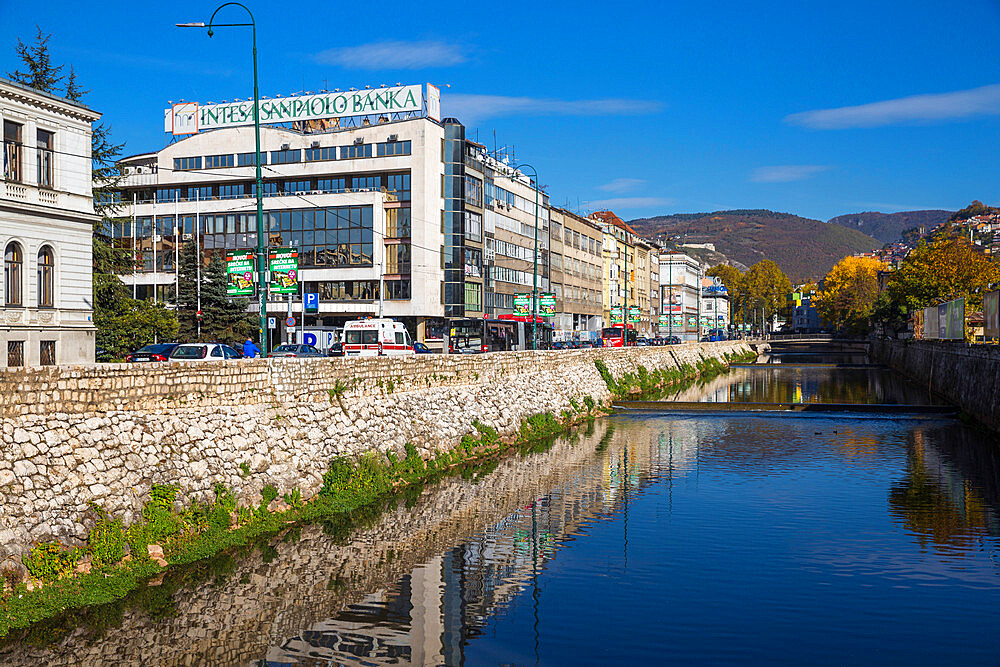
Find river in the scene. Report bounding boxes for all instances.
[5,346,1000,665]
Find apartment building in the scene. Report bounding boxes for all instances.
[590,210,644,331]
[1,77,101,366]
[549,207,603,340]
[658,250,703,341]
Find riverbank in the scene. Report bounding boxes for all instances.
[0,342,751,637]
[871,339,1000,433]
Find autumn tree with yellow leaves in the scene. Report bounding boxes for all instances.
[815,256,885,334]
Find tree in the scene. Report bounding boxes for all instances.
[707,264,746,324]
[742,259,792,324]
[814,256,884,334]
[63,64,89,101]
[949,200,996,223]
[199,254,257,344]
[7,26,63,92]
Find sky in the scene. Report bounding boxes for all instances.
[2,0,998,221]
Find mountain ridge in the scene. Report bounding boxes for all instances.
[826,210,953,244]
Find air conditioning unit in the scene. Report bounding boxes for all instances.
[183,233,192,240]
[310,141,320,148]
[280,143,290,150]
[387,134,398,142]
[354,137,364,145]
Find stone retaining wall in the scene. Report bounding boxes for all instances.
[871,339,1000,433]
[0,342,749,560]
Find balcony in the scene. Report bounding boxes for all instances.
[2,181,62,208]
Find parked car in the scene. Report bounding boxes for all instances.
[126,343,180,362]
[327,342,345,357]
[169,343,241,361]
[665,336,682,345]
[269,344,324,358]
[636,337,650,346]
[413,342,435,354]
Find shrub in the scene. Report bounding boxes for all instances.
[22,542,79,582]
[87,505,126,569]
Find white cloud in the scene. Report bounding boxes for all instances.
[598,178,646,194]
[750,165,829,183]
[585,197,674,210]
[315,41,466,70]
[445,94,663,124]
[785,83,1000,129]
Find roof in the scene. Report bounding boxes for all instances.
[588,210,639,236]
[0,76,101,121]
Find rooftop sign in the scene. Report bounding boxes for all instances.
[165,84,424,135]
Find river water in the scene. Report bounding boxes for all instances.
[6,347,1000,665]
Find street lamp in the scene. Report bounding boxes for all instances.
[178,2,268,353]
[510,163,541,350]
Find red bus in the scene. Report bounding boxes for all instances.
[601,325,636,347]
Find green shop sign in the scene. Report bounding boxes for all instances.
[225,250,255,296]
[611,306,624,323]
[269,247,299,294]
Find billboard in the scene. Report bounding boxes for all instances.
[165,85,424,134]
[923,298,965,340]
[513,293,531,316]
[611,306,624,323]
[985,291,999,341]
[628,305,641,323]
[268,247,299,294]
[225,250,255,296]
[539,293,556,317]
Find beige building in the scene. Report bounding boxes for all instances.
[590,210,643,333]
[2,78,101,366]
[549,207,603,340]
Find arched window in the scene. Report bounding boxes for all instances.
[4,242,22,307]
[37,246,54,307]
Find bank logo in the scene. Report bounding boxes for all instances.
[171,102,199,136]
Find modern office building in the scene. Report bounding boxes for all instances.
[1,77,101,366]
[658,250,703,341]
[115,85,555,349]
[549,207,603,340]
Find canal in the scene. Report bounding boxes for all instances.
[5,345,1000,665]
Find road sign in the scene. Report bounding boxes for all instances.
[268,317,276,329]
[285,316,296,328]
[305,292,319,312]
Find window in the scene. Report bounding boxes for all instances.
[465,211,482,242]
[285,180,311,194]
[385,173,410,200]
[39,340,55,366]
[464,248,482,278]
[270,149,301,164]
[464,175,483,207]
[37,246,53,307]
[173,156,202,171]
[204,154,234,168]
[36,129,54,187]
[305,146,337,162]
[4,242,23,306]
[352,176,379,191]
[156,187,181,203]
[219,183,245,200]
[385,243,411,274]
[341,143,372,159]
[464,282,482,311]
[304,280,379,301]
[317,178,346,193]
[384,280,410,300]
[3,120,22,182]
[377,140,411,157]
[386,208,411,238]
[185,185,213,201]
[6,341,24,367]
[263,182,279,197]
[237,152,267,167]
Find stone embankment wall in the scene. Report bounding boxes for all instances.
[871,340,1000,432]
[0,342,749,560]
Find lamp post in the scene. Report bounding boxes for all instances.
[510,164,541,349]
[178,2,268,353]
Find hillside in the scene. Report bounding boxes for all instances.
[827,210,953,244]
[629,209,880,282]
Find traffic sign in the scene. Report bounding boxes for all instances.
[268,317,276,329]
[285,316,296,328]
[304,292,319,312]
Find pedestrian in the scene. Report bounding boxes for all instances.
[243,338,261,359]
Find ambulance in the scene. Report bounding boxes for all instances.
[342,318,414,356]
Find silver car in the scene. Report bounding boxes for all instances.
[169,343,242,361]
[268,344,324,358]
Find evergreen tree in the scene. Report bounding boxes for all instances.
[175,242,201,340]
[63,64,89,101]
[7,26,63,92]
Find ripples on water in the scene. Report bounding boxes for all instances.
[6,350,1000,665]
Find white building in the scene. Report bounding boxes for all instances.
[116,86,556,350]
[700,276,730,334]
[657,250,703,341]
[1,78,101,366]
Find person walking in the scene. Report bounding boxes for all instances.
[243,338,261,359]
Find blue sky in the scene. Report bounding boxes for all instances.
[2,0,998,221]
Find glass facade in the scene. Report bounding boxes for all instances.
[442,121,465,317]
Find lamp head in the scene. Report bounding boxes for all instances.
[207,28,214,37]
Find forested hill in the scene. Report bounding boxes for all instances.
[628,209,880,283]
[827,210,953,244]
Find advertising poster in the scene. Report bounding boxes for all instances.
[225,250,255,297]
[611,306,624,323]
[513,293,531,316]
[628,305,641,323]
[944,298,965,340]
[268,247,299,294]
[985,291,999,341]
[923,306,937,339]
[540,293,556,317]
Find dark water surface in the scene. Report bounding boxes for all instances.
[7,350,1000,666]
